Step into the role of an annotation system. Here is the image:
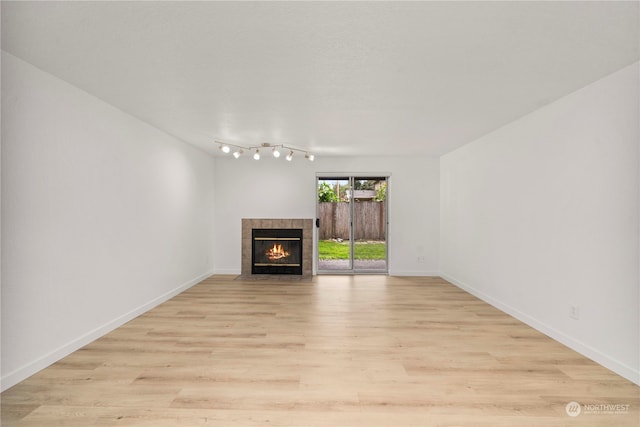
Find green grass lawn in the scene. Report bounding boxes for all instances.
[319,240,386,260]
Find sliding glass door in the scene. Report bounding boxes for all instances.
[316,176,388,274]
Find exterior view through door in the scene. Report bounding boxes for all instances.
[316,176,388,273]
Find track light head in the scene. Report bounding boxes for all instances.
[253,149,260,160]
[305,153,315,162]
[220,144,230,154]
[272,147,281,158]
[233,149,243,159]
[286,151,294,161]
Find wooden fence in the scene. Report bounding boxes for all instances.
[318,202,386,240]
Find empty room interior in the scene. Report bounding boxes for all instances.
[1,1,639,426]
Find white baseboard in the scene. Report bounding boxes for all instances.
[212,268,441,277]
[389,270,440,277]
[1,271,213,392]
[211,268,241,275]
[440,272,640,386]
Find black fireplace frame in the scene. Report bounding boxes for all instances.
[251,228,303,275]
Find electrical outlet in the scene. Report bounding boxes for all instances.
[416,256,426,264]
[569,305,580,320]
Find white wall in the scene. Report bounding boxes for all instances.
[440,62,640,384]
[1,52,216,391]
[213,156,439,276]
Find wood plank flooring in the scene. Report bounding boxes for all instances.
[2,275,639,426]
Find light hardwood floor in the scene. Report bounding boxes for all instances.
[2,275,639,426]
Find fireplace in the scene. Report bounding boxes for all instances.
[252,228,303,275]
[241,219,313,279]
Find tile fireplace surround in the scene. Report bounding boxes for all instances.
[241,218,314,279]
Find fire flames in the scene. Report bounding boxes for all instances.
[266,243,289,261]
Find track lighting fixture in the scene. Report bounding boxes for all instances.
[215,141,315,162]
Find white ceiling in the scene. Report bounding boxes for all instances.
[2,1,638,157]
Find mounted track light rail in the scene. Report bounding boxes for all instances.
[216,141,315,162]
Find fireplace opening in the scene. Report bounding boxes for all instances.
[252,228,303,275]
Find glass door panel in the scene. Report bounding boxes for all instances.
[353,178,387,272]
[317,177,352,272]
